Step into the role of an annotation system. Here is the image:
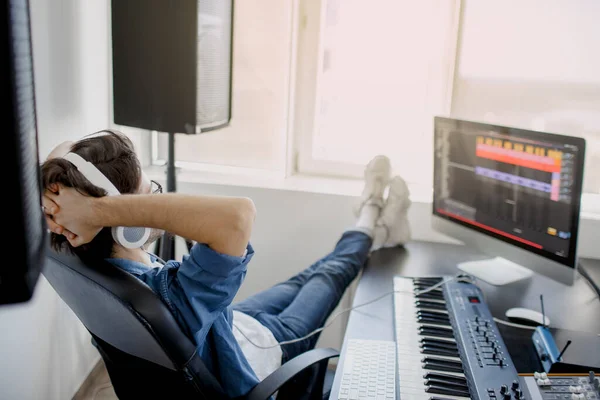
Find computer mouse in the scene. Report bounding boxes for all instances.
[505,307,550,326]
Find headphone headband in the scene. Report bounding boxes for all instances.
[61,152,151,249]
[62,153,120,196]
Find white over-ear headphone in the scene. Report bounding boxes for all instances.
[62,152,151,249]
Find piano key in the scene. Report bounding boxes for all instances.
[415,300,448,310]
[417,313,450,321]
[416,292,445,300]
[420,346,460,357]
[420,338,458,349]
[423,372,467,385]
[419,343,458,353]
[419,325,454,333]
[423,360,464,373]
[425,384,471,398]
[422,356,464,368]
[424,378,469,391]
[396,351,462,365]
[397,337,456,349]
[419,328,455,339]
[417,310,450,318]
[418,316,451,326]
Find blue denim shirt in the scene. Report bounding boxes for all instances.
[107,242,260,399]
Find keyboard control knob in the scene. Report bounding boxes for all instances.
[512,380,520,390]
[499,359,505,367]
[514,389,524,399]
[503,393,512,400]
[500,385,509,394]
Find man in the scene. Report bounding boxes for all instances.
[41,130,411,398]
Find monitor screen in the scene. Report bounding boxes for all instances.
[433,117,586,269]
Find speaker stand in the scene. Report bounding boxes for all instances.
[156,132,177,261]
[154,132,196,261]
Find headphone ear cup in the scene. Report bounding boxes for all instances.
[111,226,151,249]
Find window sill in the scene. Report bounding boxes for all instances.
[143,165,436,203]
[144,164,599,217]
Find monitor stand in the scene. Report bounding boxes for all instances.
[457,257,534,286]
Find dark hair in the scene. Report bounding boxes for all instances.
[41,130,141,260]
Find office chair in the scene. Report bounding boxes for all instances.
[43,248,339,400]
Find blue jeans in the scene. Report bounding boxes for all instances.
[232,230,372,362]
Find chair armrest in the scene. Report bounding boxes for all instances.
[244,347,339,400]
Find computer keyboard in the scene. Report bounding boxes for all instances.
[337,339,396,400]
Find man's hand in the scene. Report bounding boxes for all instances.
[43,184,103,247]
[42,183,74,240]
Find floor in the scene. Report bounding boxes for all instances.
[72,360,118,400]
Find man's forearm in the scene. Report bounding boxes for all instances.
[93,193,255,256]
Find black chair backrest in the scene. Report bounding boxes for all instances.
[43,247,227,399]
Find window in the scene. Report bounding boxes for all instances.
[154,0,599,198]
[452,0,600,194]
[294,0,460,185]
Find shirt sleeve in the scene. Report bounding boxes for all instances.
[174,242,254,343]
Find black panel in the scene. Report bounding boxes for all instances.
[111,0,198,133]
[1,0,46,305]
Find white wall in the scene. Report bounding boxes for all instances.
[0,1,110,399]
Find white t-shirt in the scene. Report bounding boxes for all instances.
[232,310,283,381]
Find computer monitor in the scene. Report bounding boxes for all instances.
[1,0,47,305]
[432,116,586,286]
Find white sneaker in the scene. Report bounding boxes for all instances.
[354,155,391,216]
[373,175,411,249]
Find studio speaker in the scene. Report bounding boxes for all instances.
[2,0,45,304]
[111,0,233,134]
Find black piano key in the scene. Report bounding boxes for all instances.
[415,300,447,311]
[418,316,451,326]
[420,346,459,357]
[416,292,445,300]
[420,344,458,354]
[425,384,470,398]
[418,314,451,323]
[423,372,467,385]
[424,378,469,391]
[417,310,449,318]
[425,385,471,397]
[423,360,464,373]
[422,356,463,368]
[420,338,457,349]
[419,327,455,339]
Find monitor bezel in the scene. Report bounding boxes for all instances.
[432,116,586,270]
